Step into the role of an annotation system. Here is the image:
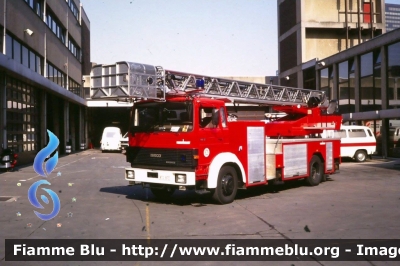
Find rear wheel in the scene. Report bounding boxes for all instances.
[354,150,367,162]
[150,186,175,199]
[212,166,238,204]
[306,156,323,186]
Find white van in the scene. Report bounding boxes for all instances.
[101,127,122,152]
[322,125,376,162]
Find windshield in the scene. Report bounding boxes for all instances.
[105,132,117,138]
[130,101,193,133]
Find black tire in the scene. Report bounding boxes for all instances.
[212,166,238,204]
[150,186,175,199]
[306,155,323,186]
[354,150,367,162]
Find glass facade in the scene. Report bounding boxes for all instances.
[0,0,87,165]
[68,36,82,62]
[319,40,400,113]
[337,60,355,113]
[69,78,82,97]
[6,77,39,153]
[24,0,43,19]
[388,42,400,109]
[46,7,66,44]
[67,0,80,21]
[318,38,400,157]
[385,4,400,31]
[320,67,333,100]
[5,33,43,75]
[47,61,65,88]
[360,50,381,112]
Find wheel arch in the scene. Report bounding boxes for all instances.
[311,152,325,164]
[353,149,368,162]
[353,149,367,158]
[207,152,246,189]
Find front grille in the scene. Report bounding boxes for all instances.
[126,147,197,169]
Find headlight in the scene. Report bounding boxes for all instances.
[126,170,135,179]
[175,174,186,184]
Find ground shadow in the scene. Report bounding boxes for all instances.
[99,178,333,206]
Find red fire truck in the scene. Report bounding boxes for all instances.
[91,62,342,204]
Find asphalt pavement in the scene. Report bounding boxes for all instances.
[1,149,400,266]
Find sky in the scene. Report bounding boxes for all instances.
[81,0,400,77]
[80,0,276,76]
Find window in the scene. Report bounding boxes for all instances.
[24,0,43,19]
[200,107,219,129]
[47,61,66,88]
[388,42,400,109]
[22,46,29,68]
[6,77,39,153]
[348,129,367,138]
[13,40,21,64]
[67,0,80,21]
[338,60,355,113]
[68,36,81,61]
[131,102,194,133]
[46,8,66,44]
[360,50,382,111]
[334,130,347,138]
[5,34,12,58]
[220,107,227,128]
[320,67,333,100]
[69,78,81,97]
[6,33,43,74]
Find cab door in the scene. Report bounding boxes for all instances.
[197,105,229,166]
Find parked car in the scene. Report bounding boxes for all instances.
[120,132,128,149]
[322,125,376,162]
[100,127,122,152]
[0,147,18,171]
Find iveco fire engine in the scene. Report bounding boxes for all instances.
[90,62,342,204]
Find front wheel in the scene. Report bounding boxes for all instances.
[212,166,238,204]
[354,150,367,162]
[306,155,323,186]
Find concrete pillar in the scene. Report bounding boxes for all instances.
[69,104,76,152]
[40,91,47,149]
[0,73,6,148]
[315,68,320,92]
[380,45,388,158]
[354,56,360,113]
[52,98,60,140]
[79,106,87,150]
[297,70,303,89]
[380,45,388,110]
[64,101,69,153]
[332,63,338,101]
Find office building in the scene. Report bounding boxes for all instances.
[316,28,400,156]
[278,0,385,89]
[0,0,90,165]
[386,3,400,31]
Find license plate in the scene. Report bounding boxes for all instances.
[159,175,171,182]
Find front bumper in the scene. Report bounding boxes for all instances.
[125,167,196,186]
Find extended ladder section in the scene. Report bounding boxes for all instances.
[90,61,326,106]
